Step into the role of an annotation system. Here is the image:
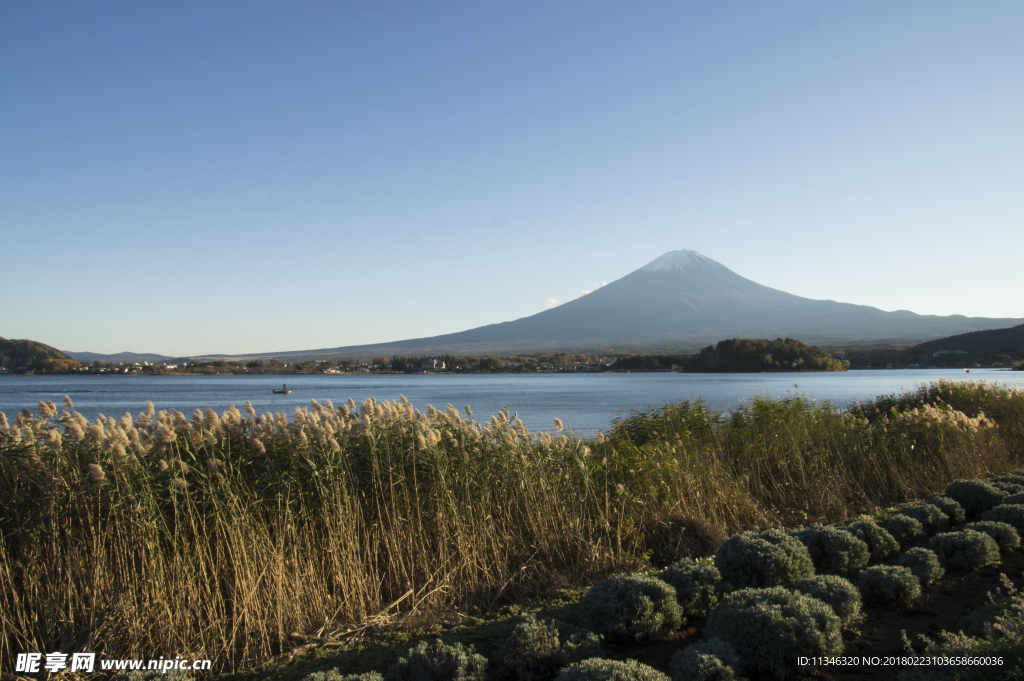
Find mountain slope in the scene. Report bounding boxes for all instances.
[0,337,81,371]
[207,250,1023,360]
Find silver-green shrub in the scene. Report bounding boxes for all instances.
[994,472,1024,486]
[703,586,843,679]
[553,658,669,681]
[846,518,900,563]
[898,548,944,587]
[980,504,1024,534]
[1003,493,1024,506]
[657,558,721,618]
[900,504,949,535]
[944,479,1005,517]
[303,672,383,681]
[577,573,681,641]
[928,530,1000,571]
[116,672,194,681]
[384,639,487,681]
[886,514,924,548]
[963,521,1021,552]
[794,574,862,627]
[790,523,869,578]
[993,481,1024,495]
[491,614,601,681]
[668,637,741,681]
[714,529,814,590]
[857,566,921,607]
[925,495,966,525]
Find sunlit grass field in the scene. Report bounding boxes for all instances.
[1,379,1021,671]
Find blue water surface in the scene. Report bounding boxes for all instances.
[2,370,1022,434]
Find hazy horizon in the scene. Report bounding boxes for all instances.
[3,2,1022,356]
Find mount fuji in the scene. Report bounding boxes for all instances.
[222,250,1023,359]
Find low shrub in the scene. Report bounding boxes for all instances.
[900,504,950,535]
[898,548,945,587]
[790,523,870,579]
[944,479,1005,517]
[714,529,814,590]
[1002,493,1024,506]
[704,586,843,679]
[994,472,1024,486]
[925,495,966,525]
[963,521,1021,553]
[303,672,383,681]
[116,672,194,681]
[794,574,862,627]
[577,574,681,641]
[993,481,1024,495]
[657,558,721,618]
[928,530,1000,571]
[668,637,741,681]
[554,659,669,681]
[857,566,921,607]
[846,518,900,563]
[886,514,924,548]
[980,504,1024,534]
[384,639,487,681]
[491,614,601,681]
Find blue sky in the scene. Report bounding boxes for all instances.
[2,1,1022,356]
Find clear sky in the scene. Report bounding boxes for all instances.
[2,1,1022,356]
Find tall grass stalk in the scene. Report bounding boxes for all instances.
[0,380,1021,670]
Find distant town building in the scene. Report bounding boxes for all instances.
[420,359,445,371]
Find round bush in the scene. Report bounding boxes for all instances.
[898,548,945,587]
[845,518,900,563]
[857,566,921,607]
[944,479,1005,517]
[925,495,966,525]
[657,558,721,618]
[980,504,1024,534]
[900,504,950,535]
[1002,493,1024,506]
[491,615,601,681]
[886,514,924,548]
[794,575,862,627]
[928,530,1000,571]
[303,673,383,681]
[577,573,681,641]
[963,521,1021,553]
[384,639,487,681]
[714,529,814,590]
[554,659,669,681]
[703,587,843,679]
[790,523,870,579]
[994,472,1024,487]
[994,481,1024,495]
[669,637,741,681]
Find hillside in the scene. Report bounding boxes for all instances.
[840,324,1024,369]
[685,337,849,372]
[0,337,81,372]
[197,249,1021,361]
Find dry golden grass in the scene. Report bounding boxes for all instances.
[0,380,1021,671]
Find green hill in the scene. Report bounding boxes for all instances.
[685,338,849,372]
[0,337,81,373]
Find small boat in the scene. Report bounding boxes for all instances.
[272,384,292,394]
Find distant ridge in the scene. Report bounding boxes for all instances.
[1,337,80,371]
[185,249,1023,361]
[910,324,1024,356]
[63,351,174,363]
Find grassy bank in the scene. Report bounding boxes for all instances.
[1,380,1022,671]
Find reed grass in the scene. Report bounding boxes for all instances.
[0,380,1021,671]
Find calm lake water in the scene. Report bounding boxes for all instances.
[2,370,1022,434]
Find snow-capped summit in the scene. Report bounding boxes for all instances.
[637,249,721,273]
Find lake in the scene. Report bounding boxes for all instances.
[2,369,1022,434]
